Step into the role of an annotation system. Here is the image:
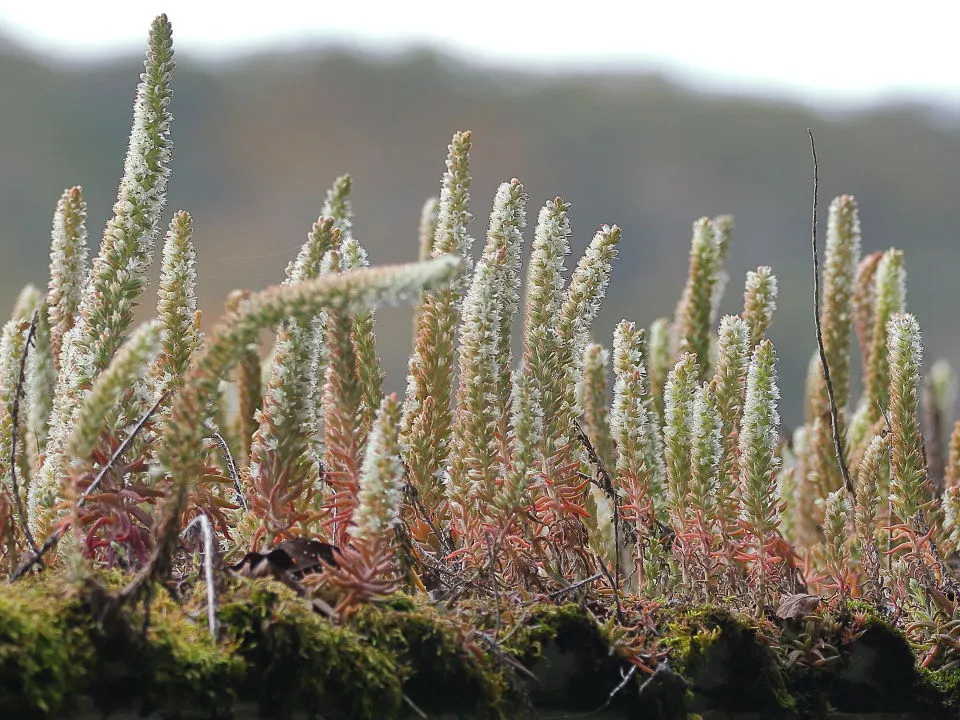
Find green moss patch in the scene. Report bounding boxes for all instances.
[1,575,958,718]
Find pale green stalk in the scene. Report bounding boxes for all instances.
[38,15,175,524]
[664,353,699,527]
[741,267,778,351]
[822,488,851,602]
[350,394,404,542]
[0,320,31,526]
[887,313,930,522]
[46,186,88,367]
[855,433,889,599]
[65,322,161,462]
[853,251,883,380]
[581,343,615,473]
[710,315,751,539]
[152,210,200,402]
[675,218,723,381]
[647,317,671,424]
[11,286,41,322]
[738,339,783,607]
[401,132,473,512]
[26,302,55,474]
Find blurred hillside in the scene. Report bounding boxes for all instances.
[2,40,960,426]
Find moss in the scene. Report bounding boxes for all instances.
[218,580,402,719]
[659,604,796,718]
[351,597,515,717]
[1,573,957,718]
[0,580,94,718]
[504,603,634,714]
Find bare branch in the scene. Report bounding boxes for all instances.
[808,129,855,500]
[209,431,246,510]
[10,312,40,557]
[182,513,220,640]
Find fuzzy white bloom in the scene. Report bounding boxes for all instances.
[449,252,504,508]
[42,15,174,496]
[742,267,778,349]
[0,319,30,503]
[493,368,543,517]
[664,353,699,517]
[738,339,782,531]
[690,383,721,512]
[887,312,928,521]
[351,395,404,541]
[526,199,570,322]
[153,211,199,401]
[418,197,440,261]
[322,174,354,241]
[561,224,621,370]
[11,285,41,322]
[431,131,474,266]
[611,322,653,476]
[47,186,88,364]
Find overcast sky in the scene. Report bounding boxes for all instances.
[2,1,959,108]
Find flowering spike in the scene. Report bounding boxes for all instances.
[815,195,861,414]
[321,249,366,545]
[152,210,200,402]
[855,433,890,600]
[930,359,957,429]
[647,317,671,424]
[853,251,883,380]
[342,237,385,441]
[11,286,41,323]
[157,256,463,555]
[560,224,621,378]
[26,302,55,473]
[449,182,526,539]
[47,186,88,367]
[821,489,852,603]
[664,352,699,525]
[946,421,960,492]
[418,196,440,262]
[581,343,615,473]
[675,218,724,381]
[401,132,473,512]
[611,320,658,587]
[741,267,778,351]
[350,394,403,542]
[861,249,906,425]
[41,15,175,510]
[710,315,751,545]
[0,319,32,528]
[887,313,931,522]
[690,382,721,535]
[321,174,353,239]
[483,180,526,441]
[738,339,783,607]
[226,290,261,469]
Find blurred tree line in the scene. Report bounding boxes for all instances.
[2,38,959,425]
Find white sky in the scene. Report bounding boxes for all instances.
[2,1,959,107]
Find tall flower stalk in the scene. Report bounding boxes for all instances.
[738,339,783,608]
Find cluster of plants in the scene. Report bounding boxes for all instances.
[5,13,960,717]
